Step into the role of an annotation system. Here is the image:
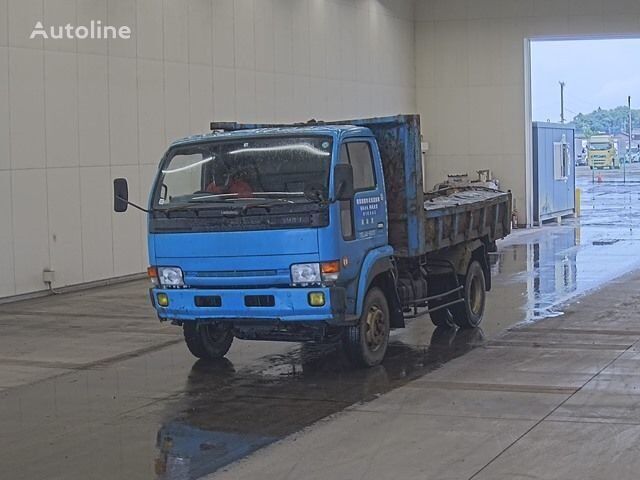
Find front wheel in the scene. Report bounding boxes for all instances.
[451,260,486,329]
[183,322,234,360]
[343,287,390,367]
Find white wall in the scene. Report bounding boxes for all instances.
[415,0,640,225]
[0,0,416,298]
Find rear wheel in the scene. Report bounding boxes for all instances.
[343,287,390,367]
[451,260,486,329]
[183,322,234,360]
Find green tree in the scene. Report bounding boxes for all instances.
[573,106,640,135]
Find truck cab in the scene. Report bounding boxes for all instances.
[588,135,619,170]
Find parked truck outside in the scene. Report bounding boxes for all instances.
[113,115,511,367]
[588,134,620,170]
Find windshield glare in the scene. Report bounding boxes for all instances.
[155,136,333,208]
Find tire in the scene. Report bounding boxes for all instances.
[429,308,454,327]
[183,322,234,360]
[450,260,486,329]
[343,287,390,368]
[427,275,456,328]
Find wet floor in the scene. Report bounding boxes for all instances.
[3,165,640,479]
[506,164,640,320]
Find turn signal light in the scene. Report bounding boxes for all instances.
[320,261,340,282]
[147,266,159,286]
[308,292,325,307]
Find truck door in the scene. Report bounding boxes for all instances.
[338,139,387,300]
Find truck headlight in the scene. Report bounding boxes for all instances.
[291,263,321,286]
[291,261,341,286]
[157,267,184,287]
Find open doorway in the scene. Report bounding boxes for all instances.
[521,36,640,309]
[528,38,640,223]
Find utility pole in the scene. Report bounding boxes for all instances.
[559,81,566,124]
[627,95,631,183]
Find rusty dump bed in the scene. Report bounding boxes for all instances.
[422,186,512,253]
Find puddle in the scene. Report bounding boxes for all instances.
[154,328,483,479]
[488,167,640,323]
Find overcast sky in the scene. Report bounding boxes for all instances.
[531,38,640,122]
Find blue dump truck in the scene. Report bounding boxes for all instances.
[113,115,511,367]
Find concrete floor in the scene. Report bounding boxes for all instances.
[210,273,640,480]
[2,165,640,479]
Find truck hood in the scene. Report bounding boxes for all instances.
[151,229,320,287]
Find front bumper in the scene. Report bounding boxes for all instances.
[150,286,349,324]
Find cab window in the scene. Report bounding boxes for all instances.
[342,141,376,191]
[339,144,355,240]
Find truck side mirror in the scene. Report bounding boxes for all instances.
[113,178,129,212]
[334,164,355,201]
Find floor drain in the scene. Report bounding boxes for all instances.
[592,239,620,245]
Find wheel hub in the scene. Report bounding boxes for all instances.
[469,275,483,316]
[364,305,385,352]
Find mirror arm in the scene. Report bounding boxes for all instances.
[116,195,150,213]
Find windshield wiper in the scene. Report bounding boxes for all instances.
[154,190,327,216]
[188,193,240,202]
[153,199,243,216]
[255,190,328,204]
[240,198,295,214]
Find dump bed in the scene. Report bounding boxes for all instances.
[423,187,511,253]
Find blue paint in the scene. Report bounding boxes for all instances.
[355,245,395,315]
[155,286,334,322]
[145,116,426,330]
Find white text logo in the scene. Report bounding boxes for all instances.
[30,21,131,40]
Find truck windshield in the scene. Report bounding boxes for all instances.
[589,143,612,151]
[154,136,333,208]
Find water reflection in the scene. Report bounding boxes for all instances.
[154,327,484,479]
[492,221,640,323]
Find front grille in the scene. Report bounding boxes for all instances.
[188,269,280,278]
[194,295,222,307]
[244,295,275,307]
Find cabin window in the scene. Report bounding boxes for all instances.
[339,144,355,240]
[553,141,569,180]
[343,142,376,191]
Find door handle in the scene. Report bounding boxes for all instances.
[377,222,385,229]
